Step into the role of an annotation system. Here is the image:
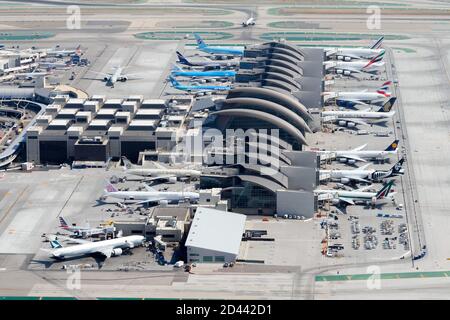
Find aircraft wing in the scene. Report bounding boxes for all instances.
[151,161,167,170]
[144,175,176,182]
[97,247,114,259]
[347,176,370,183]
[57,236,92,245]
[339,118,368,126]
[339,197,355,205]
[134,198,166,205]
[340,154,367,162]
[339,99,369,106]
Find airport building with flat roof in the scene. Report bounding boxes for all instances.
[26,95,194,164]
[185,207,246,264]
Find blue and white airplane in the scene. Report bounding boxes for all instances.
[171,65,235,78]
[168,75,231,93]
[194,34,244,56]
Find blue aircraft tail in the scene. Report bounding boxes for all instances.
[385,140,399,152]
[50,239,63,249]
[194,33,207,49]
[168,76,180,87]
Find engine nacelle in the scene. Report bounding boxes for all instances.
[112,248,123,257]
[168,176,177,183]
[338,120,347,127]
[340,178,350,184]
[337,55,344,60]
[331,198,340,205]
[343,70,351,76]
[338,157,347,163]
[347,159,356,165]
[344,56,351,61]
[120,76,127,82]
[103,77,108,81]
[336,69,343,74]
[347,122,356,128]
[159,200,169,206]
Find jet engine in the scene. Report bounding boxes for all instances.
[120,76,128,82]
[104,77,109,81]
[340,178,350,184]
[168,176,177,183]
[343,70,351,76]
[338,157,347,163]
[159,200,169,206]
[347,159,356,165]
[112,248,123,256]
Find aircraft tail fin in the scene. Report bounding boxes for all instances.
[105,181,118,193]
[50,239,63,249]
[121,156,134,170]
[59,217,69,228]
[385,140,399,152]
[168,75,180,87]
[176,51,191,66]
[378,80,392,92]
[376,97,397,112]
[370,36,384,49]
[376,180,394,199]
[363,51,385,69]
[392,157,405,175]
[194,33,207,48]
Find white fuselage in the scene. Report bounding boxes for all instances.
[104,190,199,203]
[324,91,390,104]
[322,110,395,123]
[318,149,397,162]
[320,168,373,181]
[315,189,394,204]
[50,235,144,259]
[331,48,385,60]
[126,168,201,178]
[326,60,385,75]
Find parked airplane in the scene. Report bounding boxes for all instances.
[171,64,236,78]
[45,45,82,57]
[176,51,239,69]
[88,66,132,87]
[324,81,393,108]
[324,53,385,78]
[318,140,400,164]
[58,217,114,238]
[319,158,405,184]
[242,15,256,27]
[13,70,52,80]
[194,33,244,57]
[39,61,71,70]
[321,98,396,128]
[326,36,384,61]
[102,182,199,205]
[122,157,201,183]
[168,75,230,93]
[315,180,396,206]
[42,234,144,260]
